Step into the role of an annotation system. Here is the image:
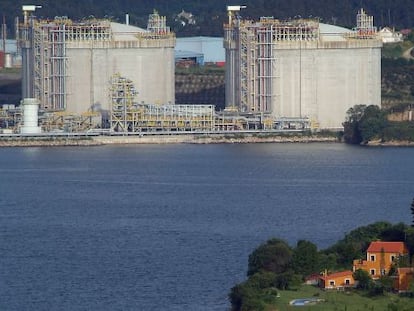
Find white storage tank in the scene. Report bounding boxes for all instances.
[4,54,12,68]
[21,12,175,123]
[20,98,42,134]
[224,9,383,130]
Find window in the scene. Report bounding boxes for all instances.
[381,269,386,275]
[370,269,375,276]
[391,255,395,262]
[370,255,375,261]
[345,279,350,285]
[329,281,335,286]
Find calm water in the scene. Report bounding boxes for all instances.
[0,143,413,310]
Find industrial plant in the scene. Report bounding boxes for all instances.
[224,6,382,130]
[21,7,175,119]
[0,6,383,135]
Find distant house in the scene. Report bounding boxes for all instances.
[378,27,403,43]
[305,274,320,285]
[175,10,196,26]
[353,241,409,279]
[319,271,355,290]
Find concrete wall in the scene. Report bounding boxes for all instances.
[65,43,175,114]
[272,42,381,129]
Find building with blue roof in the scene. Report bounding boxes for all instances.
[175,36,225,64]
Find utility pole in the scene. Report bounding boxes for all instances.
[2,14,6,68]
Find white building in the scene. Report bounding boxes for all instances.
[176,36,225,64]
[378,27,403,44]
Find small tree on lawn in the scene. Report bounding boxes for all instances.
[353,269,373,290]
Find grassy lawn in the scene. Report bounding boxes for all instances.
[271,285,414,311]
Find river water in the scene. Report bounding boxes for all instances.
[0,143,413,310]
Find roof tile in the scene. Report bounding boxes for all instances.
[367,241,407,253]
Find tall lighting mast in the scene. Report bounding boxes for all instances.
[227,5,247,26]
[22,5,42,25]
[20,4,42,98]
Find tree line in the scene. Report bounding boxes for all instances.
[2,0,414,37]
[342,104,414,144]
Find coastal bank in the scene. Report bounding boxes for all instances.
[0,132,338,147]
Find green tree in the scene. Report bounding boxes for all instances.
[353,269,373,290]
[358,105,388,143]
[405,227,414,256]
[378,275,394,292]
[395,254,411,268]
[228,271,277,311]
[343,105,388,144]
[229,283,262,311]
[368,282,385,296]
[247,238,292,276]
[318,252,338,271]
[292,240,320,277]
[274,270,302,290]
[380,222,407,241]
[411,198,414,227]
[244,271,278,290]
[343,105,366,144]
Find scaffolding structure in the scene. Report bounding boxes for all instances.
[109,73,215,132]
[147,10,170,34]
[32,20,69,110]
[355,8,377,38]
[21,17,114,112]
[64,19,111,41]
[0,107,21,131]
[111,101,216,133]
[137,10,174,41]
[40,111,99,132]
[130,104,215,132]
[256,19,276,113]
[225,17,319,115]
[110,73,138,132]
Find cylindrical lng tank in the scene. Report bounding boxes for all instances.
[20,98,41,134]
[4,54,12,68]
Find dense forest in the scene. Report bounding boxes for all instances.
[1,0,414,37]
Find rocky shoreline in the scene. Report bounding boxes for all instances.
[2,134,414,147]
[0,137,102,147]
[365,139,414,147]
[0,133,339,147]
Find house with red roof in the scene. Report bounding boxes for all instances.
[318,270,355,290]
[353,241,409,279]
[316,241,412,292]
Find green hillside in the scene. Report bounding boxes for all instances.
[1,0,414,37]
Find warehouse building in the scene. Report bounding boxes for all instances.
[176,36,225,65]
[224,8,382,130]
